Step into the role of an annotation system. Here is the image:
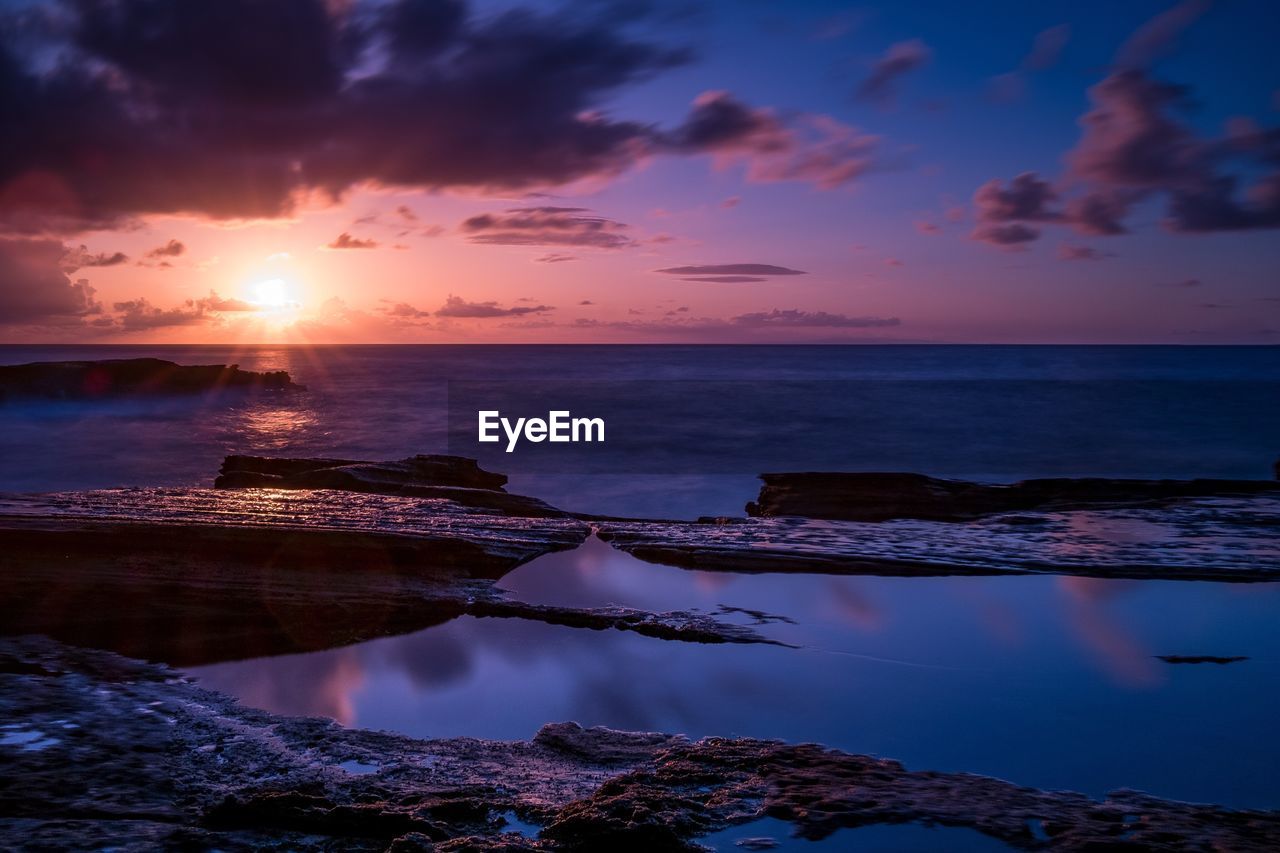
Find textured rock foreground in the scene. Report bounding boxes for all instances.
[2,636,1278,852]
[0,358,301,401]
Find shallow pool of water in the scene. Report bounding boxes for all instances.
[188,535,1280,809]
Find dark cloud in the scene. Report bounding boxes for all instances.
[0,238,101,324]
[660,91,881,189]
[973,223,1041,246]
[973,172,1060,223]
[578,299,593,305]
[434,295,554,318]
[1156,277,1204,288]
[0,1,878,234]
[461,207,633,249]
[655,263,807,276]
[730,309,901,328]
[326,232,380,249]
[145,239,186,258]
[61,245,128,270]
[535,253,577,263]
[679,276,768,283]
[856,39,931,105]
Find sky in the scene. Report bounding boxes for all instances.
[1,0,1278,344]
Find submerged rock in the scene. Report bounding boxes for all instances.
[0,357,301,401]
[3,636,1278,851]
[215,454,564,518]
[747,471,1280,522]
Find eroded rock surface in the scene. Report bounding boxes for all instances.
[600,496,1280,580]
[2,637,1278,852]
[748,471,1280,522]
[0,358,301,401]
[215,454,566,518]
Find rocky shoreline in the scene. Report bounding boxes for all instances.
[3,453,1280,849]
[4,636,1279,852]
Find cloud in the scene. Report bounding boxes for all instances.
[0,1,886,234]
[578,299,594,305]
[678,276,768,283]
[535,253,577,263]
[146,239,186,258]
[1024,24,1072,71]
[0,239,101,324]
[461,207,633,249]
[856,39,931,105]
[434,295,554,318]
[1057,243,1104,261]
[661,92,881,189]
[970,6,1280,244]
[199,291,258,311]
[325,232,379,249]
[987,25,1070,103]
[1114,0,1211,70]
[730,309,901,328]
[720,196,741,209]
[61,245,128,270]
[655,263,807,276]
[973,223,1041,246]
[111,297,209,330]
[1156,277,1204,287]
[914,220,940,234]
[380,301,432,319]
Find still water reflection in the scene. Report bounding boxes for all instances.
[189,536,1280,810]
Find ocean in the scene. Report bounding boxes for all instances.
[1,344,1276,517]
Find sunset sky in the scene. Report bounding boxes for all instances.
[1,0,1278,343]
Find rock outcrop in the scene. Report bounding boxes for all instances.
[747,471,1280,522]
[3,636,1278,851]
[600,494,1280,580]
[215,454,565,518]
[0,358,301,401]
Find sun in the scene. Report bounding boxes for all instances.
[251,278,292,308]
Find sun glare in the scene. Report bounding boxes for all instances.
[252,278,292,308]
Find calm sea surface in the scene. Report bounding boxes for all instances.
[3,345,1278,819]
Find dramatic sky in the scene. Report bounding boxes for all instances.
[1,0,1278,343]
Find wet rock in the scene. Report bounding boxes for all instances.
[468,600,792,647]
[4,636,1279,852]
[215,455,565,518]
[599,496,1280,581]
[0,488,786,664]
[747,472,1280,522]
[0,358,301,401]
